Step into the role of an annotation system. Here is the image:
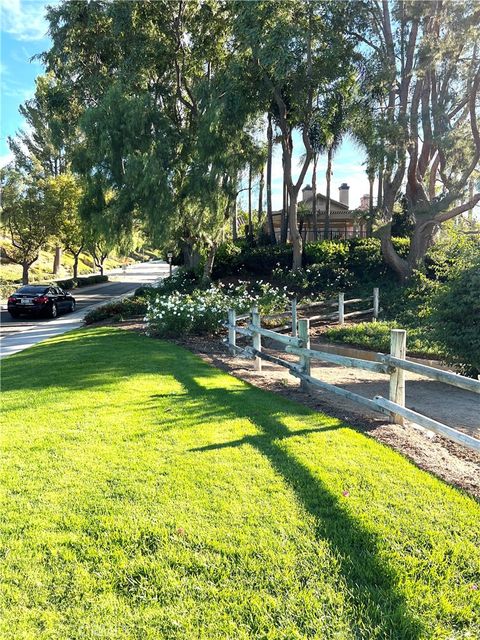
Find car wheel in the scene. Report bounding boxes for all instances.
[9,311,20,319]
[50,303,58,319]
[69,301,76,313]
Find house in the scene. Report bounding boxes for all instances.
[271,183,367,242]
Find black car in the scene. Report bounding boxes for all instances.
[7,285,76,319]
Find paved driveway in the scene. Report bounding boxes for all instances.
[0,261,169,358]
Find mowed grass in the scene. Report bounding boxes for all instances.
[1,328,479,640]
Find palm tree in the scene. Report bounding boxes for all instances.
[323,128,346,240]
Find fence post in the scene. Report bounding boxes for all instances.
[389,329,406,425]
[251,306,262,372]
[291,298,298,337]
[338,292,345,324]
[228,308,236,355]
[298,318,310,391]
[373,287,379,322]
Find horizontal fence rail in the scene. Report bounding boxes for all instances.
[285,344,391,375]
[264,287,380,330]
[226,307,480,454]
[374,397,480,452]
[380,354,480,394]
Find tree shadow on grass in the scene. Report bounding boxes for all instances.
[3,328,425,635]
[172,368,424,639]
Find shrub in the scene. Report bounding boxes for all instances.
[146,282,291,337]
[0,280,20,299]
[304,240,349,267]
[55,275,109,290]
[77,274,109,287]
[84,296,148,325]
[427,261,480,377]
[212,243,293,277]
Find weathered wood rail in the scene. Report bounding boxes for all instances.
[265,287,380,332]
[226,307,480,453]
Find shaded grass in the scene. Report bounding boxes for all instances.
[1,327,479,639]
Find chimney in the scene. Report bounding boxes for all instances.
[339,183,349,207]
[302,184,313,202]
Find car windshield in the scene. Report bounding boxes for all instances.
[16,287,49,295]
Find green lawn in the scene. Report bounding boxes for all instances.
[1,328,479,640]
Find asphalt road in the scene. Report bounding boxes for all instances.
[0,261,169,357]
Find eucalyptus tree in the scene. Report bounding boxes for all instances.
[358,0,480,280]
[8,74,80,273]
[44,0,262,276]
[231,0,359,269]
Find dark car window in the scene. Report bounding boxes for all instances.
[16,286,49,295]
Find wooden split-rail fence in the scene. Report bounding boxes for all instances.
[262,288,380,333]
[226,307,480,454]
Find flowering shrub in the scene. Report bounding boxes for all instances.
[145,282,291,337]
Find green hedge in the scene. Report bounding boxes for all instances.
[55,274,109,290]
[84,295,148,325]
[427,261,480,377]
[213,238,410,284]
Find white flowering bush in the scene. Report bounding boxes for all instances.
[145,281,291,337]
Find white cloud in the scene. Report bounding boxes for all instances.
[1,0,50,42]
[0,151,14,168]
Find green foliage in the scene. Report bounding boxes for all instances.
[427,261,480,377]
[213,238,411,295]
[212,243,293,277]
[84,296,148,325]
[146,281,291,337]
[55,274,109,290]
[0,169,58,278]
[2,328,480,638]
[323,321,439,359]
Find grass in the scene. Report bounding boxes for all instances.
[322,321,442,359]
[1,328,479,639]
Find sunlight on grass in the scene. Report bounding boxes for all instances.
[1,327,479,639]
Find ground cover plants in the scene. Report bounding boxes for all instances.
[1,327,479,639]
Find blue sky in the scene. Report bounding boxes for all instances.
[1,0,370,211]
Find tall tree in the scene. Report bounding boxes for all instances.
[359,0,480,280]
[8,74,79,274]
[232,1,359,269]
[265,112,276,243]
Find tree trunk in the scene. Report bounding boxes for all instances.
[182,241,200,270]
[311,153,318,241]
[202,242,217,282]
[280,179,288,243]
[367,175,374,237]
[266,113,275,243]
[22,261,30,285]
[377,163,383,210]
[72,250,82,280]
[247,164,252,240]
[288,191,302,270]
[257,165,264,223]
[53,245,62,275]
[232,198,238,241]
[324,147,333,240]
